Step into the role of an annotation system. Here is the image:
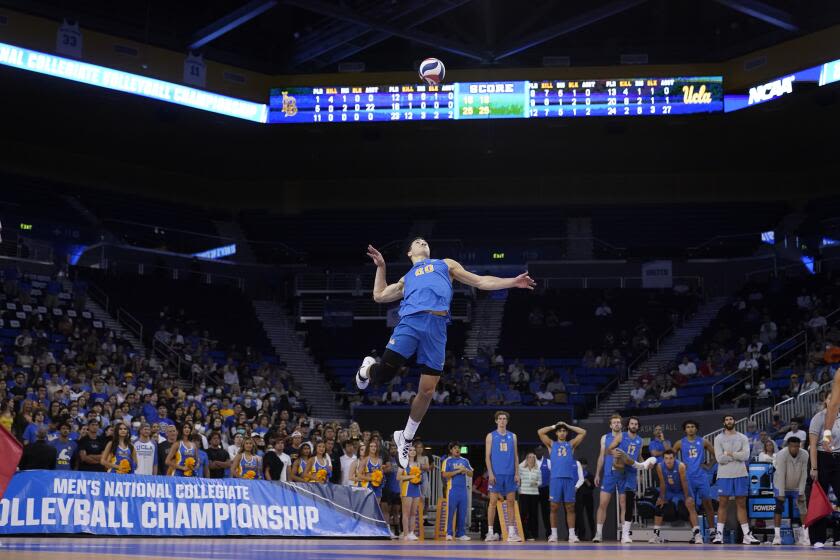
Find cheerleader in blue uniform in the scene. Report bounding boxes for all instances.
[101,421,137,474]
[397,445,423,540]
[305,441,333,483]
[166,422,199,477]
[231,437,262,479]
[290,442,312,482]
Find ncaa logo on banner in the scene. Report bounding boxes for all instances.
[184,52,206,87]
[56,19,82,58]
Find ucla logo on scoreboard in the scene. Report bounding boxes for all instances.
[183,52,206,87]
[681,84,712,104]
[281,91,298,117]
[56,19,82,58]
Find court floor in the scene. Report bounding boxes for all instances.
[0,537,817,560]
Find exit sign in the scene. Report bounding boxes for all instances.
[491,252,505,260]
[19,223,33,231]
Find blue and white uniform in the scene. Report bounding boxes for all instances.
[111,444,135,474]
[238,454,262,479]
[679,436,711,502]
[549,440,578,503]
[442,456,472,538]
[310,456,331,483]
[366,458,384,498]
[170,441,198,477]
[386,259,451,371]
[488,430,517,496]
[660,460,685,503]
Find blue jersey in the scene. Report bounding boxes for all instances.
[660,460,683,496]
[649,439,670,464]
[111,444,135,474]
[442,456,472,494]
[619,431,642,462]
[550,441,576,479]
[238,454,261,479]
[490,430,516,475]
[679,437,706,478]
[310,456,330,483]
[50,439,77,470]
[399,259,452,317]
[170,441,198,477]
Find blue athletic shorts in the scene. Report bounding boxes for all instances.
[717,476,749,497]
[687,475,711,502]
[386,312,447,372]
[601,469,629,493]
[489,474,516,496]
[549,478,577,503]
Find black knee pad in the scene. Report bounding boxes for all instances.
[624,491,636,521]
[775,498,786,515]
[656,502,677,522]
[369,349,406,385]
[675,501,690,522]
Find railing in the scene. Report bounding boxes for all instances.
[711,367,748,410]
[116,308,144,344]
[704,380,833,444]
[297,298,471,323]
[152,337,182,380]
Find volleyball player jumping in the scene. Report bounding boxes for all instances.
[356,239,535,468]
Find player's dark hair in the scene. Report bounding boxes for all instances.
[663,449,676,457]
[682,419,699,430]
[627,415,640,424]
[448,441,460,451]
[786,436,801,444]
[406,237,427,254]
[722,414,735,423]
[494,410,510,421]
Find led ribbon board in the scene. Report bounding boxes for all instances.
[0,41,268,123]
[269,76,723,124]
[724,56,840,112]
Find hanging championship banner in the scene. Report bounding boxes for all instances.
[0,471,390,537]
[183,52,206,88]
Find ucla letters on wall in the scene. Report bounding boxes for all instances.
[0,471,390,537]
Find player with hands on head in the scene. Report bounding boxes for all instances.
[538,420,586,543]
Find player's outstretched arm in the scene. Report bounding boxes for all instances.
[444,258,535,291]
[367,245,405,303]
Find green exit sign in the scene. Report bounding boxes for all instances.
[19,223,33,231]
[491,252,505,260]
[460,446,468,454]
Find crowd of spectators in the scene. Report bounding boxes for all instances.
[627,276,839,412]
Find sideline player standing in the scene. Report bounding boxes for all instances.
[537,420,586,543]
[441,442,473,541]
[648,449,700,544]
[712,414,760,544]
[356,240,535,468]
[672,419,716,544]
[485,411,521,542]
[604,416,656,543]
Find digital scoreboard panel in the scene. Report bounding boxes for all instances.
[269,76,723,124]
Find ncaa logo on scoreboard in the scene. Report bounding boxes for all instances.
[281,91,298,117]
[183,52,206,87]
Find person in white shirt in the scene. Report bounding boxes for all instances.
[382,385,401,404]
[782,420,807,444]
[659,380,677,400]
[630,382,647,406]
[678,357,697,377]
[433,387,450,404]
[738,355,758,371]
[796,291,814,310]
[801,372,819,393]
[228,433,243,459]
[134,423,158,475]
[400,383,417,404]
[339,440,358,486]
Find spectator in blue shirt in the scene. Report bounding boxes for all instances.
[23,410,48,445]
[648,425,671,465]
[50,423,78,470]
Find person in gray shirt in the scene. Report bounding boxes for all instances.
[712,415,759,545]
[808,389,840,549]
[770,437,809,546]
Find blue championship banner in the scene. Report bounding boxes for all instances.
[0,471,390,537]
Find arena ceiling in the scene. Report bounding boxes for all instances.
[3,0,840,74]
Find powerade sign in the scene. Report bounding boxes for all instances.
[0,471,390,537]
[0,42,268,123]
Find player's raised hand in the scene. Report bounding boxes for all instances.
[366,245,385,267]
[513,272,536,290]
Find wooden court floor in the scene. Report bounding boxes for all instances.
[0,537,818,560]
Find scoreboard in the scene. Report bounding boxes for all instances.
[269,76,722,124]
